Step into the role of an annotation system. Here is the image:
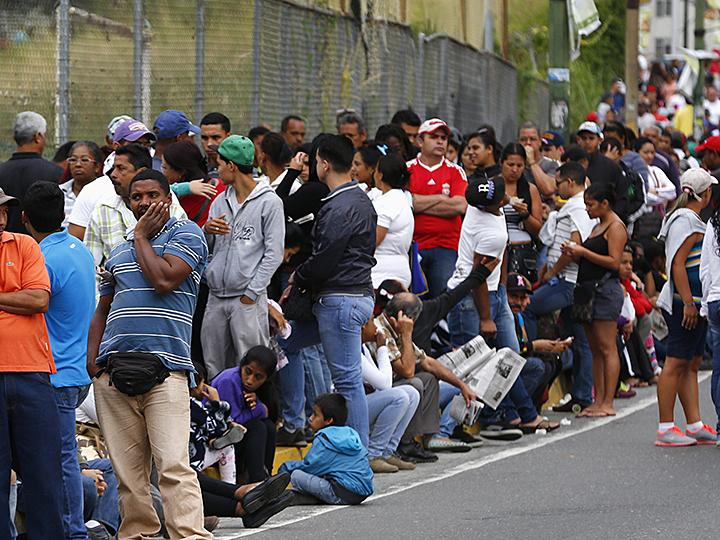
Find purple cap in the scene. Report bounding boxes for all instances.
[153,110,200,139]
[113,119,156,143]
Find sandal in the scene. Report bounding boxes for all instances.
[519,418,560,434]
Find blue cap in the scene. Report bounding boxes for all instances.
[153,110,200,139]
[541,130,565,147]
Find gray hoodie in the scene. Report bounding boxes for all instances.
[204,181,285,300]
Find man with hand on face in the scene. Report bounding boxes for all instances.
[83,144,186,266]
[518,121,558,198]
[201,135,285,379]
[407,118,468,298]
[87,169,211,540]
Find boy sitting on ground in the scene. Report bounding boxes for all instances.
[280,394,373,505]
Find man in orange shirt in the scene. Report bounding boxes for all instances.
[0,187,64,538]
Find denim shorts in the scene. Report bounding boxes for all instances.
[592,278,624,321]
[662,299,708,360]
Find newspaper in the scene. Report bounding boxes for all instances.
[438,336,526,410]
[448,394,483,426]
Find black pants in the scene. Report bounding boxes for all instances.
[191,282,210,369]
[235,418,276,483]
[197,472,238,517]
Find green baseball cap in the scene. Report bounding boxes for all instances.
[211,135,255,167]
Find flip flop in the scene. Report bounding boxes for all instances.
[519,418,561,434]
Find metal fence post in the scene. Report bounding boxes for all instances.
[55,0,70,146]
[133,0,143,121]
[195,0,205,123]
[250,0,262,127]
[439,36,450,123]
[415,32,425,120]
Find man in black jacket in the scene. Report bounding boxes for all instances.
[0,111,62,233]
[576,121,629,221]
[292,134,377,448]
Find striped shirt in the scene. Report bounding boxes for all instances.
[96,217,208,372]
[85,192,187,266]
[686,240,703,304]
[546,214,579,284]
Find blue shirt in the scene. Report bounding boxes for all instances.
[97,217,208,372]
[39,229,95,388]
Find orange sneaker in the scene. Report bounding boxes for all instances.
[686,424,717,445]
[655,426,697,447]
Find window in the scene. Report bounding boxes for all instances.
[655,38,672,60]
[656,0,672,17]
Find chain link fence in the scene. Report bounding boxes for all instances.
[0,0,548,159]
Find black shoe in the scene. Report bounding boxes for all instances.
[242,471,291,515]
[276,426,308,447]
[397,441,438,463]
[451,425,485,447]
[552,399,588,414]
[242,491,294,529]
[203,516,220,532]
[478,424,523,441]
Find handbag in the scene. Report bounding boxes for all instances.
[571,273,611,324]
[409,241,429,297]
[106,352,170,396]
[280,283,315,321]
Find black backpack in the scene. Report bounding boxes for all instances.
[619,160,646,222]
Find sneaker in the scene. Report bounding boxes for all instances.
[451,425,484,448]
[276,426,308,447]
[615,381,636,399]
[397,441,438,463]
[210,423,246,449]
[385,454,416,470]
[686,424,717,445]
[655,426,698,447]
[369,457,399,473]
[478,424,523,442]
[242,491,294,528]
[86,521,112,540]
[424,437,472,453]
[303,426,315,442]
[552,397,588,414]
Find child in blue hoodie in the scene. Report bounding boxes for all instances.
[280,393,374,505]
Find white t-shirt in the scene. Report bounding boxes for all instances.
[371,189,414,288]
[447,205,507,292]
[705,98,720,126]
[67,175,113,229]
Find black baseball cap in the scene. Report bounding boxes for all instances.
[465,176,506,209]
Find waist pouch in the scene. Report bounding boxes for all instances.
[106,352,170,396]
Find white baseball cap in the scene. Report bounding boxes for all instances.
[418,118,450,136]
[680,168,718,200]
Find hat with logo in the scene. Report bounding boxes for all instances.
[506,272,533,294]
[212,135,255,167]
[113,119,156,144]
[465,176,506,209]
[0,188,19,207]
[107,115,133,139]
[153,110,201,139]
[541,130,565,147]
[418,118,451,137]
[576,121,603,137]
[680,168,718,200]
[695,135,720,154]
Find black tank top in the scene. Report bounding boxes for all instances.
[578,225,619,282]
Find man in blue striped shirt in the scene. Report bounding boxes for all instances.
[87,169,211,539]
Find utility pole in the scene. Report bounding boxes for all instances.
[501,0,509,60]
[548,0,570,139]
[694,0,706,140]
[625,0,639,131]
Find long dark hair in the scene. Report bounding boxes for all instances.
[239,346,279,422]
[711,207,720,258]
[163,140,209,182]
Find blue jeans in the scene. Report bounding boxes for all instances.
[302,345,332,419]
[82,458,120,535]
[524,278,593,405]
[419,247,458,299]
[290,470,344,504]
[314,295,374,447]
[448,286,520,352]
[437,381,460,438]
[479,373,538,425]
[366,386,420,458]
[521,357,546,398]
[54,384,91,539]
[0,373,64,539]
[707,301,720,434]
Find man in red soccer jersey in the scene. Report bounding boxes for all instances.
[407,118,468,298]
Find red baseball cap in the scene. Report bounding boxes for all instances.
[695,136,720,153]
[418,118,450,136]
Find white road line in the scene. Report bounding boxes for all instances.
[216,372,711,539]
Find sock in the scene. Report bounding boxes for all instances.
[658,422,675,432]
[687,421,704,432]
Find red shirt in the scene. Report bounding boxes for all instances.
[180,179,226,227]
[407,156,467,250]
[0,232,55,373]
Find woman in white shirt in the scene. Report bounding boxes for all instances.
[634,137,676,238]
[371,153,414,289]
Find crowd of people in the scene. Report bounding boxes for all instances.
[2,91,720,539]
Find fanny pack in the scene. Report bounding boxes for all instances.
[571,273,611,324]
[106,352,170,396]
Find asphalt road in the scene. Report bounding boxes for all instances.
[215,374,718,540]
